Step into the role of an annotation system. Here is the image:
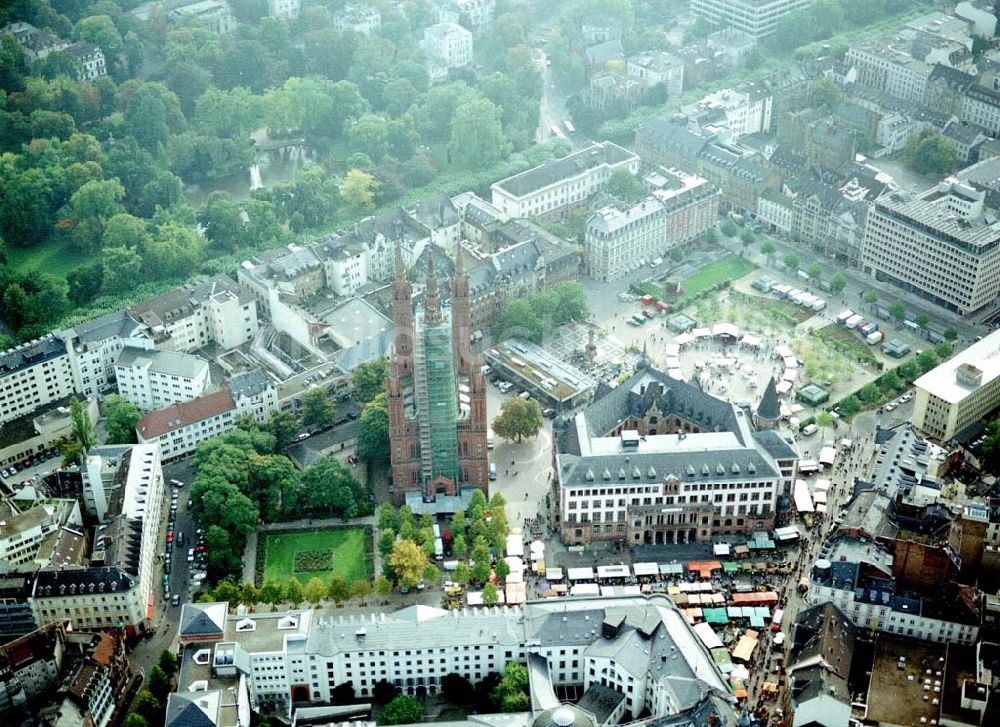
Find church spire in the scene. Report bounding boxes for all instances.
[424,253,443,325]
[392,240,412,300]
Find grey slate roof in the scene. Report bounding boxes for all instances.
[179,602,226,640]
[756,377,781,421]
[165,690,220,727]
[580,368,739,443]
[66,309,144,346]
[228,368,272,399]
[0,335,66,375]
[751,430,798,460]
[576,683,625,725]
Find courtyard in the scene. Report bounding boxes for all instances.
[260,526,372,586]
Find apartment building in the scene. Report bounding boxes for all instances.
[114,344,211,413]
[0,398,99,472]
[586,171,720,281]
[861,178,1000,316]
[130,274,259,353]
[681,84,773,141]
[0,620,67,714]
[552,364,798,546]
[690,0,816,38]
[424,22,473,70]
[169,0,236,34]
[175,594,736,724]
[491,142,639,220]
[65,42,106,81]
[0,336,76,427]
[0,497,82,570]
[265,0,300,20]
[135,387,237,460]
[806,536,980,644]
[228,369,278,425]
[61,310,147,399]
[30,444,164,634]
[333,3,380,34]
[626,51,684,95]
[913,329,1000,440]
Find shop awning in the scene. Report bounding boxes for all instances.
[660,563,684,575]
[723,561,740,573]
[774,526,801,541]
[794,479,815,513]
[714,543,731,556]
[633,562,659,577]
[704,607,729,624]
[568,567,595,581]
[731,631,759,662]
[547,567,564,581]
[694,622,724,650]
[597,564,631,579]
[569,583,600,597]
[674,333,695,346]
[819,446,836,466]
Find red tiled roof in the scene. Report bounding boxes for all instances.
[136,388,236,439]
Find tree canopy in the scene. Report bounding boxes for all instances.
[493,397,544,443]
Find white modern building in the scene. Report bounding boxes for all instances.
[861,177,1000,316]
[424,22,473,70]
[114,343,211,413]
[175,595,738,724]
[690,0,817,38]
[585,170,720,281]
[130,274,259,353]
[0,335,77,426]
[912,329,1000,440]
[135,387,237,460]
[491,142,639,220]
[30,444,164,634]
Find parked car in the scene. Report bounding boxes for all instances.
[172,595,180,607]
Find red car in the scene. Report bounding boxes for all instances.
[166,531,174,544]
[195,545,208,554]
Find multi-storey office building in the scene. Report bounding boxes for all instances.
[861,177,1000,316]
[690,0,817,38]
[913,329,1000,440]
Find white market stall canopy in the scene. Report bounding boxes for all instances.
[568,567,595,581]
[782,369,798,382]
[633,562,659,577]
[569,583,600,597]
[742,334,762,348]
[668,368,684,380]
[776,345,794,359]
[782,356,798,369]
[774,526,801,541]
[819,447,837,466]
[713,543,732,556]
[794,479,815,513]
[597,565,632,580]
[692,327,712,338]
[693,622,724,650]
[665,343,681,357]
[814,479,831,492]
[712,322,740,338]
[674,333,695,346]
[799,459,820,474]
[506,535,524,557]
[776,381,793,395]
[547,567,564,581]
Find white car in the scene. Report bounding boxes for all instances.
[884,403,897,412]
[187,548,195,563]
[170,479,185,487]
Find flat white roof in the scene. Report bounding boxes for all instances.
[914,329,1000,403]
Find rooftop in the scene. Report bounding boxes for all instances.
[135,388,236,439]
[493,142,637,199]
[866,635,946,727]
[130,274,253,329]
[913,328,1000,403]
[115,345,210,380]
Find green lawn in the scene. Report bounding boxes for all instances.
[678,255,757,303]
[813,324,879,367]
[7,241,89,279]
[263,527,371,585]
